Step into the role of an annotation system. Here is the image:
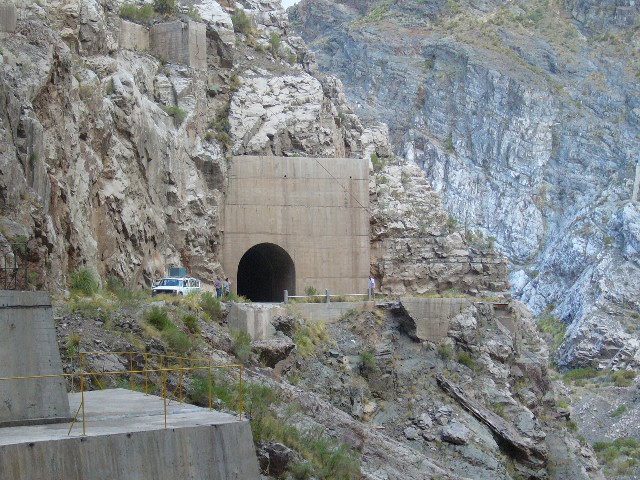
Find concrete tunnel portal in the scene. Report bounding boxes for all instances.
[237,243,295,302]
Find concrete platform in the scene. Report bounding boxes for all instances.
[0,389,260,479]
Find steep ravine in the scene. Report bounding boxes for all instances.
[290,0,640,369]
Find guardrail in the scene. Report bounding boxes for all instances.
[283,288,374,304]
[0,352,243,436]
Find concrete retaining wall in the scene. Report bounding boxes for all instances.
[119,19,149,51]
[0,291,70,426]
[399,297,471,342]
[292,301,374,324]
[0,4,16,33]
[150,20,207,69]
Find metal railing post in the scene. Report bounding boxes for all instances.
[238,365,243,421]
[325,289,330,304]
[162,367,167,429]
[129,353,133,390]
[208,360,213,412]
[80,373,86,436]
[178,358,183,403]
[368,286,372,301]
[283,290,288,304]
[144,352,149,395]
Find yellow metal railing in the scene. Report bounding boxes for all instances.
[0,352,244,437]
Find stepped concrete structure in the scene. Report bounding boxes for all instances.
[223,156,370,302]
[0,291,71,427]
[0,389,260,480]
[0,291,260,479]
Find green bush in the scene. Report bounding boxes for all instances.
[153,0,176,15]
[538,314,566,353]
[304,286,319,296]
[231,9,253,34]
[437,342,453,361]
[370,153,385,172]
[200,292,223,322]
[145,306,172,331]
[163,105,187,124]
[611,370,636,387]
[162,327,192,354]
[66,333,81,357]
[70,268,99,296]
[183,314,199,333]
[359,349,377,374]
[231,330,252,363]
[610,404,628,417]
[563,367,601,382]
[269,32,281,55]
[457,351,476,370]
[119,3,155,22]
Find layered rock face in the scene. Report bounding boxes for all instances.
[291,0,640,367]
[0,0,371,288]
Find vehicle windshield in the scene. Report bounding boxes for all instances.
[159,279,182,287]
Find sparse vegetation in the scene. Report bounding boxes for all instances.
[200,292,223,322]
[163,105,187,125]
[66,333,81,357]
[437,342,453,361]
[269,32,282,56]
[593,437,640,476]
[70,268,100,296]
[359,349,377,375]
[293,321,329,358]
[610,404,628,418]
[231,329,252,363]
[119,3,155,23]
[162,327,192,354]
[231,9,253,34]
[304,286,319,296]
[611,370,636,387]
[153,0,176,15]
[145,306,172,331]
[537,313,566,354]
[370,153,386,172]
[456,351,476,370]
[183,314,199,333]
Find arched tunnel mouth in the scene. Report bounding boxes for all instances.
[237,243,295,302]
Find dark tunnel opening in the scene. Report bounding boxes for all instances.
[237,243,295,302]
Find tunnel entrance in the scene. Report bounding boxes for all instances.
[237,243,295,302]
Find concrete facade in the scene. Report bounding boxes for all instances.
[150,20,207,69]
[223,156,370,299]
[0,4,16,33]
[119,19,149,51]
[399,297,471,342]
[0,291,71,427]
[0,389,260,479]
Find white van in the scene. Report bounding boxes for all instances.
[151,277,201,296]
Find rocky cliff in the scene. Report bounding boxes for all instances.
[290,0,640,368]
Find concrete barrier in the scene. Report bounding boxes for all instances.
[150,20,207,69]
[227,303,285,340]
[0,291,71,427]
[0,389,260,479]
[0,4,16,33]
[399,297,471,342]
[119,19,149,51]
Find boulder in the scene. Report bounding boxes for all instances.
[251,333,295,368]
[256,441,298,476]
[441,421,471,445]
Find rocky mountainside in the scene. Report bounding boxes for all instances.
[290,0,640,369]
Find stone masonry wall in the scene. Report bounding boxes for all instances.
[150,20,206,69]
[119,19,149,51]
[0,4,16,33]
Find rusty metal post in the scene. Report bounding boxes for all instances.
[144,352,149,395]
[238,365,243,421]
[80,373,86,436]
[129,353,133,390]
[208,360,213,411]
[178,357,183,403]
[162,367,167,429]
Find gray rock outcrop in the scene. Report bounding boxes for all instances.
[291,0,640,367]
